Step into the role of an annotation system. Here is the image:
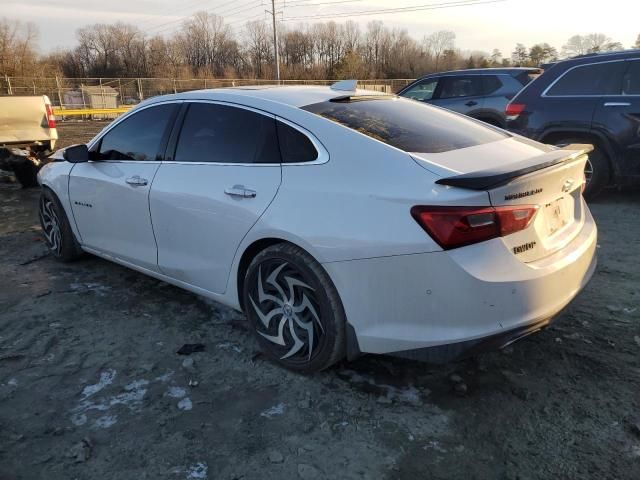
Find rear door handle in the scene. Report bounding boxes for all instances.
[604,102,631,107]
[224,185,257,198]
[125,175,148,187]
[465,100,478,107]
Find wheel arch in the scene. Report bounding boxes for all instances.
[233,236,362,361]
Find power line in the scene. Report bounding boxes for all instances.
[282,0,506,21]
[145,0,264,35]
[135,0,220,28]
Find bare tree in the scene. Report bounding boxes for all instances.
[424,30,455,70]
[490,49,502,66]
[563,33,624,58]
[0,19,39,76]
[244,20,272,78]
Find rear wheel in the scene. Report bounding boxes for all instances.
[552,138,610,198]
[243,243,346,373]
[39,189,83,262]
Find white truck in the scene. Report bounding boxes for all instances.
[0,95,58,187]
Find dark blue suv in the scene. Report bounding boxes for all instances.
[506,50,640,197]
[398,68,539,127]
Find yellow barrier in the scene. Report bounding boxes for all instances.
[52,106,133,116]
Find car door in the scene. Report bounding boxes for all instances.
[430,75,485,115]
[149,101,282,294]
[592,59,640,177]
[68,102,179,272]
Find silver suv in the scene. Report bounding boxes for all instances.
[398,68,540,128]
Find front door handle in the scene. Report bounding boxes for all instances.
[224,185,257,198]
[125,175,148,187]
[465,100,478,107]
[604,102,631,107]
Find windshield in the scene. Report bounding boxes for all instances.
[302,97,508,154]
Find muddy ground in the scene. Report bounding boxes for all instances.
[0,121,639,480]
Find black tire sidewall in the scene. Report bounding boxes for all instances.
[243,243,346,373]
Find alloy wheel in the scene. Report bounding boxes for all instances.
[584,158,594,185]
[39,197,62,256]
[248,260,324,362]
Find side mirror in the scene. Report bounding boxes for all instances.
[63,144,89,163]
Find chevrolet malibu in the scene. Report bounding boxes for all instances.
[37,82,597,372]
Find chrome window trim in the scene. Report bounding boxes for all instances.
[86,97,329,166]
[129,98,327,167]
[541,58,640,98]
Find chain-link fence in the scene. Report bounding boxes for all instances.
[1,76,416,109]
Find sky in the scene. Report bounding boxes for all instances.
[2,0,638,58]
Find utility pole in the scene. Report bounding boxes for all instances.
[268,0,281,83]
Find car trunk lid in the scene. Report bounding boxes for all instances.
[421,143,592,262]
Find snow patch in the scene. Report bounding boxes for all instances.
[94,414,118,429]
[178,397,193,411]
[81,369,116,399]
[261,402,286,418]
[186,462,208,479]
[167,386,187,398]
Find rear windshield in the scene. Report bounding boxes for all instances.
[301,97,507,154]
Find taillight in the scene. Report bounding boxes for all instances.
[411,205,539,250]
[45,103,56,129]
[505,103,526,119]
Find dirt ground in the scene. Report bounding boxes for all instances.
[0,122,639,480]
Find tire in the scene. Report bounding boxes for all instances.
[38,188,83,262]
[243,243,346,373]
[552,139,610,199]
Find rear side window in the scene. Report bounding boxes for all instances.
[623,61,640,95]
[276,121,318,163]
[438,76,484,99]
[401,78,439,101]
[97,104,176,161]
[302,97,508,154]
[546,62,626,96]
[174,103,280,164]
[483,75,503,95]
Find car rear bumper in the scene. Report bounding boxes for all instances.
[324,206,597,357]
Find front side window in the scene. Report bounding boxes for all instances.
[623,61,640,95]
[174,103,280,164]
[546,62,626,96]
[401,78,439,102]
[302,97,508,154]
[438,76,484,99]
[97,104,176,161]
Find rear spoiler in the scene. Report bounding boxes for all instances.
[435,144,593,190]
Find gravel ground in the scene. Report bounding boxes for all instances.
[1,122,639,479]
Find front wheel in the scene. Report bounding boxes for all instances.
[243,243,346,373]
[39,189,83,261]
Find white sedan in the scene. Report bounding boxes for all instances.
[38,81,597,372]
